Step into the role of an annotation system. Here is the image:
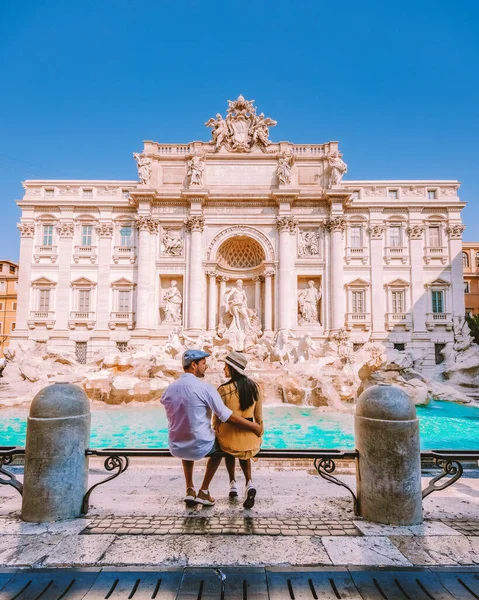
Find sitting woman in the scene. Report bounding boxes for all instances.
[214,350,263,508]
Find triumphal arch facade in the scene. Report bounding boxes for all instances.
[15,96,466,366]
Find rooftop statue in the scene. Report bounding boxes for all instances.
[205,95,277,153]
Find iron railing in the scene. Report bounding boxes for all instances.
[1,446,478,517]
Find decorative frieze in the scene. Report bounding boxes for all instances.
[441,187,458,197]
[161,228,184,256]
[55,222,74,237]
[446,224,466,239]
[24,187,42,196]
[367,224,385,240]
[326,216,345,233]
[276,216,297,233]
[402,186,425,197]
[298,229,320,257]
[364,187,386,197]
[184,216,205,233]
[97,186,120,196]
[58,186,80,196]
[95,222,114,238]
[407,224,425,240]
[18,222,35,237]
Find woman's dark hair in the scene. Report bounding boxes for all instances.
[227,364,259,411]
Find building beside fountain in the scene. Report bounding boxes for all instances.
[13,96,466,369]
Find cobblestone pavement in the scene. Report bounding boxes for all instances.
[81,515,363,536]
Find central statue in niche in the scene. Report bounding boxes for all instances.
[221,279,262,351]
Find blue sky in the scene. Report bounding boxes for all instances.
[1,0,478,260]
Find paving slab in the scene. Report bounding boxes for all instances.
[389,535,479,566]
[42,534,117,567]
[0,534,64,567]
[100,534,332,567]
[322,536,412,567]
[353,520,462,536]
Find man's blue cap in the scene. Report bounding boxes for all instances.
[182,349,210,367]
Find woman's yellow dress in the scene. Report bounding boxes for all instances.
[213,381,263,459]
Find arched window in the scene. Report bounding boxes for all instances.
[476,252,479,268]
[463,252,469,268]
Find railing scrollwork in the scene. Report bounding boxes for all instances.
[82,455,130,514]
[314,457,359,515]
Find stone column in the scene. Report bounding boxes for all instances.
[207,270,217,332]
[264,270,274,332]
[327,216,346,331]
[368,223,386,338]
[95,222,113,330]
[277,217,297,330]
[55,222,75,330]
[135,216,152,330]
[408,222,427,332]
[447,223,466,321]
[185,216,204,331]
[254,277,262,322]
[15,223,36,332]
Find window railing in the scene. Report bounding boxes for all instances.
[30,311,54,320]
[346,312,370,321]
[427,312,451,321]
[35,245,57,253]
[110,311,134,321]
[74,245,96,254]
[70,311,95,320]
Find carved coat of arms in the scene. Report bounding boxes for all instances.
[205,95,277,153]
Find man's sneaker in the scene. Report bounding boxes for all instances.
[243,482,256,509]
[229,480,238,498]
[197,489,216,506]
[184,488,197,505]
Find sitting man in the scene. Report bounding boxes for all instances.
[161,349,263,506]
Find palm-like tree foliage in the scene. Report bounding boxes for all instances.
[466,314,479,344]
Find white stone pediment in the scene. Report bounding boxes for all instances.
[31,276,57,286]
[425,277,450,288]
[71,277,97,287]
[345,278,370,287]
[111,277,135,287]
[386,278,410,287]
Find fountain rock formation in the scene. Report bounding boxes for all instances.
[1,328,478,409]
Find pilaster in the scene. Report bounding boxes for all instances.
[15,223,35,332]
[276,216,297,330]
[185,215,205,331]
[95,222,114,330]
[54,222,74,331]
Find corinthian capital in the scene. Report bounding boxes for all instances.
[95,222,114,238]
[17,222,35,237]
[367,224,385,240]
[185,216,205,233]
[276,216,297,233]
[406,224,424,240]
[136,216,152,232]
[446,224,466,239]
[326,216,345,233]
[55,222,75,238]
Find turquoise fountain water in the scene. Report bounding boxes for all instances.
[1,400,478,449]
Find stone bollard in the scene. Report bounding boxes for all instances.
[21,382,91,522]
[355,384,422,525]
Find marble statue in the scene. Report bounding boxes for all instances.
[161,228,184,256]
[133,153,152,186]
[298,280,321,325]
[296,333,318,362]
[298,230,320,257]
[187,155,204,186]
[224,279,252,333]
[204,114,229,151]
[270,330,294,365]
[205,95,276,153]
[161,281,183,324]
[276,154,294,186]
[328,153,347,187]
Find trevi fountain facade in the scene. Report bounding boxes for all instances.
[6,95,478,410]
